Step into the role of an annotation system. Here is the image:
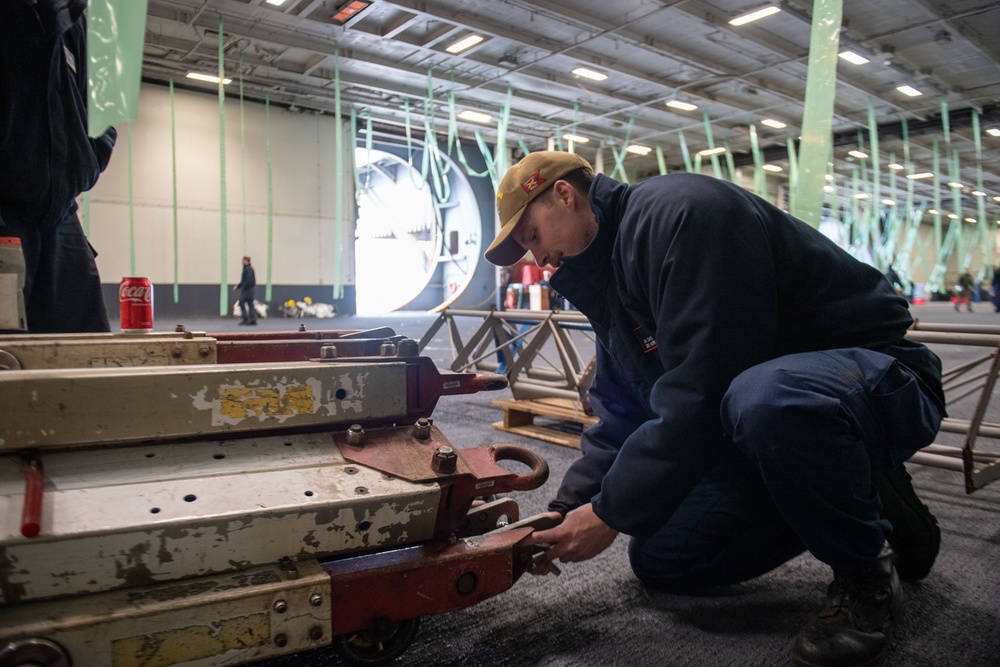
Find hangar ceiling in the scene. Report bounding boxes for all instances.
[142,0,1000,211]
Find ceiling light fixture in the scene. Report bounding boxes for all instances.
[855,193,870,199]
[972,190,986,197]
[987,128,1000,137]
[562,134,590,144]
[896,85,923,97]
[666,100,698,111]
[928,209,939,215]
[825,174,834,181]
[331,0,372,25]
[882,199,896,206]
[948,213,958,219]
[446,34,484,54]
[994,196,1000,202]
[848,149,868,159]
[698,147,726,156]
[761,119,787,129]
[458,109,492,123]
[907,172,934,180]
[186,72,232,85]
[572,67,607,82]
[265,0,288,5]
[948,181,964,188]
[824,185,834,193]
[888,163,904,170]
[626,144,652,156]
[838,50,870,65]
[762,164,782,172]
[729,5,781,26]
[965,217,977,223]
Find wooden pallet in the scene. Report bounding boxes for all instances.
[492,397,598,449]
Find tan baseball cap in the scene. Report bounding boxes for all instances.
[485,151,592,266]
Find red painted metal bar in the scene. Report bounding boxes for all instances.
[20,457,43,538]
[323,528,536,637]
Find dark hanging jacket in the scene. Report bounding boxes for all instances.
[548,172,945,538]
[0,0,117,226]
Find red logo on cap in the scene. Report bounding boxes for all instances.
[521,171,546,194]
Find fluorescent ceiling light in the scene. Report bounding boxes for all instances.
[265,0,287,5]
[854,193,870,199]
[458,109,492,123]
[907,172,934,180]
[838,51,870,65]
[888,163,904,170]
[994,196,1000,202]
[825,174,834,181]
[562,134,590,144]
[666,100,698,111]
[762,164,782,172]
[965,217,977,223]
[928,209,939,215]
[331,0,372,25]
[896,85,923,97]
[729,5,781,26]
[761,119,787,129]
[446,34,484,54]
[882,199,896,206]
[948,181,964,188]
[948,213,958,219]
[987,128,1000,137]
[626,144,652,156]
[823,185,834,193]
[698,146,726,156]
[572,67,607,82]
[972,190,986,197]
[848,149,868,159]
[186,72,232,85]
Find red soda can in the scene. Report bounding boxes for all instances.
[119,277,154,332]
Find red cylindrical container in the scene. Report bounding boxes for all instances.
[119,277,154,332]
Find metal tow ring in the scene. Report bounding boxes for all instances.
[488,444,549,491]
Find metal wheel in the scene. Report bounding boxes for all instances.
[332,617,420,666]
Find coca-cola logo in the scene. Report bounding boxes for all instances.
[119,283,152,304]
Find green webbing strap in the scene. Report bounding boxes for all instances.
[555,124,563,153]
[785,136,798,212]
[790,0,841,228]
[694,153,702,173]
[702,112,722,180]
[655,146,667,175]
[403,100,428,190]
[350,106,362,193]
[333,49,344,301]
[973,110,991,273]
[932,136,942,258]
[128,123,135,276]
[447,90,490,179]
[678,129,693,174]
[83,192,89,236]
[265,94,273,302]
[86,0,148,137]
[170,78,179,302]
[748,124,766,199]
[217,16,228,316]
[723,140,736,183]
[239,55,247,256]
[867,100,881,249]
[608,117,634,183]
[518,139,532,157]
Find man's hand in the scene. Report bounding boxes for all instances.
[231,285,237,291]
[528,504,618,568]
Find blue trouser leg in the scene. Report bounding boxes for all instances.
[629,348,943,590]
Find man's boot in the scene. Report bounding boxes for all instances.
[791,546,901,667]
[874,466,940,581]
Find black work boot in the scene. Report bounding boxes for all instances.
[791,546,901,667]
[874,465,940,581]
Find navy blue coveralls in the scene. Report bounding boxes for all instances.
[548,173,945,589]
[0,0,117,333]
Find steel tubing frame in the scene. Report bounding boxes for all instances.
[421,311,1000,492]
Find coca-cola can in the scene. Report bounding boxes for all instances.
[119,277,154,332]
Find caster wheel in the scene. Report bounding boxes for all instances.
[332,616,420,665]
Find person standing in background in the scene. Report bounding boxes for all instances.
[233,256,257,325]
[0,0,118,333]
